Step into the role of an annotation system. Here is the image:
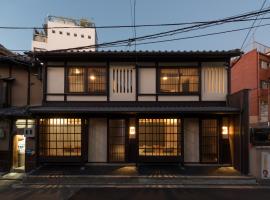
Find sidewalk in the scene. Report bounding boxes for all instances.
[20,165,258,187]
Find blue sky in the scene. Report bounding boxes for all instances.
[0,0,269,52]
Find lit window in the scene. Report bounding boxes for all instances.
[39,118,82,157]
[139,118,181,157]
[159,67,199,93]
[68,67,85,93]
[88,68,107,94]
[68,67,107,94]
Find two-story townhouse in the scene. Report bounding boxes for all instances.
[29,50,250,174]
[0,44,42,172]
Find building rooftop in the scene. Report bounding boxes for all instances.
[29,49,242,62]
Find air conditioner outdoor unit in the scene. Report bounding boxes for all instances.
[262,152,270,179]
[23,128,35,138]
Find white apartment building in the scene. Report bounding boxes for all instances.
[32,16,97,51]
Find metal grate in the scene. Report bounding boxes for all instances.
[39,118,82,157]
[139,118,181,157]
[201,119,218,163]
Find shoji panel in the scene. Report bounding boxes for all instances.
[201,62,227,101]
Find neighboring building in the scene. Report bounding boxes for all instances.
[232,45,270,126]
[232,43,270,180]
[21,49,250,175]
[32,16,97,52]
[0,44,42,172]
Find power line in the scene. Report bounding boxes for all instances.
[1,15,270,30]
[47,7,270,52]
[8,22,270,53]
[240,0,268,50]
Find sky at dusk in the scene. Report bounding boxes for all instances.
[0,0,269,52]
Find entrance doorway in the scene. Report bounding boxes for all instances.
[108,119,126,162]
[12,135,25,171]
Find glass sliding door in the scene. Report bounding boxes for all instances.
[201,119,218,163]
[109,119,126,162]
[138,118,181,161]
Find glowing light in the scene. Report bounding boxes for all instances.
[75,68,81,74]
[129,126,136,135]
[89,75,96,80]
[222,126,228,135]
[162,76,168,81]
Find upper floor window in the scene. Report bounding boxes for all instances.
[261,80,269,89]
[68,67,107,94]
[261,60,269,69]
[159,67,199,94]
[88,68,106,94]
[68,67,85,93]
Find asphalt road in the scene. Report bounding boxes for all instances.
[1,186,270,200]
[70,188,270,200]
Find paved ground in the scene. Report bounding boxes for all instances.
[1,184,270,200]
[30,164,241,176]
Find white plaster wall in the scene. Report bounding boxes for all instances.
[138,96,156,101]
[46,95,64,101]
[201,62,228,101]
[158,96,199,101]
[139,68,156,94]
[184,118,199,163]
[32,20,96,51]
[67,96,107,101]
[88,118,107,162]
[47,67,64,94]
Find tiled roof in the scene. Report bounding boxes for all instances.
[30,49,241,55]
[0,107,28,117]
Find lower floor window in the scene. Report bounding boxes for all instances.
[39,118,82,157]
[139,118,181,157]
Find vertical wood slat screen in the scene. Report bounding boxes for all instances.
[112,68,133,94]
[201,119,218,163]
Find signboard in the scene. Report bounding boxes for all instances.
[23,128,35,138]
[262,152,270,179]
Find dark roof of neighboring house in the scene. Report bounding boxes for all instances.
[28,49,242,61]
[0,44,14,56]
[0,107,29,117]
[0,44,33,66]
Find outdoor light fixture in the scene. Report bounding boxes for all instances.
[89,75,96,80]
[162,76,168,81]
[129,126,135,136]
[222,126,228,135]
[222,126,229,139]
